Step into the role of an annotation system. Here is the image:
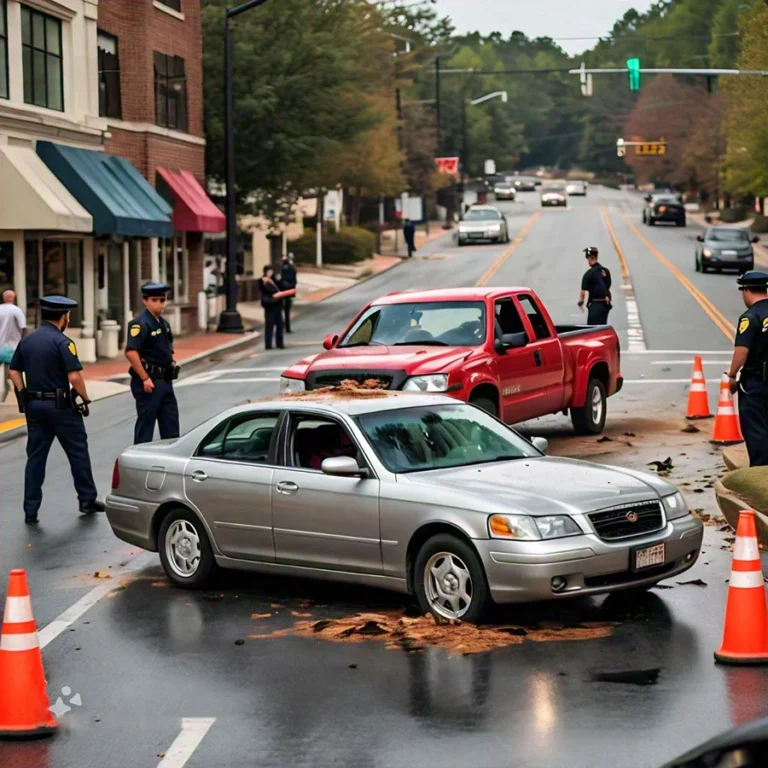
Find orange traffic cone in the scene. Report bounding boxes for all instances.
[0,569,57,738]
[686,356,712,419]
[711,374,744,444]
[715,511,768,665]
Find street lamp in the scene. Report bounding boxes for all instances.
[217,0,270,334]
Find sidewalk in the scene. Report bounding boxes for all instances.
[688,211,768,267]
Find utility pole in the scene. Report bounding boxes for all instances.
[435,56,441,154]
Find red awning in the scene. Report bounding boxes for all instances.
[156,167,226,233]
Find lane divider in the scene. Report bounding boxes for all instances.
[601,206,646,352]
[621,214,736,341]
[475,211,540,286]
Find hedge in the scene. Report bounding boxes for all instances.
[718,206,748,224]
[288,226,376,265]
[751,213,768,233]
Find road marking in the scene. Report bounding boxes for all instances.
[475,211,540,286]
[602,206,646,352]
[158,718,216,768]
[622,378,710,384]
[624,349,731,355]
[650,360,731,366]
[181,377,281,385]
[38,553,153,649]
[622,214,736,341]
[0,417,26,435]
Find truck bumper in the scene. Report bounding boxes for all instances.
[615,375,624,394]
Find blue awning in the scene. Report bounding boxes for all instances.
[36,141,173,238]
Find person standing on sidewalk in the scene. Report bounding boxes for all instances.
[258,265,295,351]
[280,253,298,333]
[125,283,180,445]
[403,219,416,258]
[0,289,26,403]
[8,296,103,524]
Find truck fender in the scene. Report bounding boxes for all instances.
[571,353,611,407]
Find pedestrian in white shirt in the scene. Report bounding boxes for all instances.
[0,289,26,402]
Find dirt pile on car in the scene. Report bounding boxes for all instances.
[278,378,390,401]
[250,609,616,654]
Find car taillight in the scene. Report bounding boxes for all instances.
[111,459,120,490]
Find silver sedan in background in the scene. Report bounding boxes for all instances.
[106,394,703,622]
[457,206,510,245]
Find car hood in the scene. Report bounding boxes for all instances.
[400,456,663,515]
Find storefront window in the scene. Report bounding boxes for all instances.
[0,241,13,294]
[24,239,40,326]
[42,240,83,326]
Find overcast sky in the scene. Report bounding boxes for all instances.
[432,0,657,56]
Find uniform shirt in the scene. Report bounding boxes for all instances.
[280,262,297,290]
[259,278,282,309]
[9,322,82,391]
[125,309,174,367]
[735,298,768,378]
[581,262,612,301]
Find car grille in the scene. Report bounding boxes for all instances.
[588,500,664,541]
[305,369,407,391]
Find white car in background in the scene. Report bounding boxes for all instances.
[540,184,567,207]
[457,206,510,245]
[566,180,587,196]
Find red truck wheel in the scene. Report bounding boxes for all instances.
[570,379,607,435]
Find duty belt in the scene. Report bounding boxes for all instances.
[132,360,180,382]
[26,389,72,409]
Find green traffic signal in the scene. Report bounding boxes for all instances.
[627,58,641,91]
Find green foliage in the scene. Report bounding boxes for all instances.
[288,227,376,265]
[718,206,749,223]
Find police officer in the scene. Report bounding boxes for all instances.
[727,270,768,466]
[125,283,180,445]
[258,265,296,350]
[578,246,612,324]
[8,296,103,524]
[280,253,298,333]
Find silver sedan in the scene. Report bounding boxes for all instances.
[106,393,703,622]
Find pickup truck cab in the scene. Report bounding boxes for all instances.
[281,288,623,434]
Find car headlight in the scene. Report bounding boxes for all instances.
[402,374,449,392]
[702,248,713,258]
[489,514,581,541]
[280,376,306,394]
[662,491,689,520]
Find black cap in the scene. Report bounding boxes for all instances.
[40,295,78,311]
[737,271,768,291]
[584,246,598,257]
[141,282,170,297]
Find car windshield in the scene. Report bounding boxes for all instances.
[341,301,486,347]
[653,196,678,204]
[708,229,749,243]
[357,404,540,473]
[464,209,501,221]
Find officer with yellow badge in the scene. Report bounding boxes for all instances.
[727,270,768,466]
[125,283,180,444]
[8,296,103,524]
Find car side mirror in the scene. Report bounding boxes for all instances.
[696,235,705,242]
[531,437,548,453]
[321,456,368,477]
[752,236,760,243]
[501,332,528,349]
[322,333,340,351]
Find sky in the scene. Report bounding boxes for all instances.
[432,0,657,56]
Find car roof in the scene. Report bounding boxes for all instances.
[371,287,530,305]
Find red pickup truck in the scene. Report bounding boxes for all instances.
[281,287,623,434]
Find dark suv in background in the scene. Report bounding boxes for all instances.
[642,193,686,226]
[695,226,758,274]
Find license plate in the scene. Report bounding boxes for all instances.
[721,250,737,256]
[634,543,665,570]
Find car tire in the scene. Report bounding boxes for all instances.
[642,212,647,223]
[158,507,218,589]
[571,378,607,435]
[695,257,701,273]
[677,218,686,227]
[414,533,490,624]
[470,396,498,417]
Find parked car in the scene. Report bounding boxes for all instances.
[106,393,702,622]
[513,177,537,192]
[541,184,567,207]
[493,182,517,201]
[457,206,509,245]
[281,287,623,435]
[696,226,757,274]
[565,180,587,196]
[643,193,686,226]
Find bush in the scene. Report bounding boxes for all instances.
[718,206,748,224]
[289,226,376,265]
[751,213,768,233]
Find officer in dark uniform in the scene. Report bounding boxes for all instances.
[8,296,103,524]
[578,246,612,325]
[279,253,297,333]
[258,265,296,350]
[727,270,768,466]
[125,283,180,445]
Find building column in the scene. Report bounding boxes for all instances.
[122,240,130,347]
[10,231,25,312]
[79,236,97,362]
[181,231,189,303]
[150,237,160,283]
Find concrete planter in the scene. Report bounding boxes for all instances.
[721,446,748,472]
[714,478,768,546]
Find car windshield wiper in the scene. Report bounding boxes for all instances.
[392,340,448,346]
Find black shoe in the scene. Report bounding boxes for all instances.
[277,345,285,350]
[286,329,293,334]
[79,500,106,515]
[24,514,39,525]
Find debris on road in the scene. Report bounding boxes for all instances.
[647,457,673,474]
[597,436,613,443]
[251,613,272,620]
[234,639,245,646]
[676,579,708,587]
[93,571,111,579]
[681,424,700,434]
[591,668,660,686]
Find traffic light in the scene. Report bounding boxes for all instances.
[627,58,641,91]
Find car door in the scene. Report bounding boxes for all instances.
[272,411,382,574]
[493,297,546,422]
[184,410,282,562]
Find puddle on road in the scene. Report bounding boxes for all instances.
[249,609,617,655]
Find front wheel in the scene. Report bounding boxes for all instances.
[695,257,701,273]
[414,534,490,624]
[571,378,607,435]
[158,507,217,589]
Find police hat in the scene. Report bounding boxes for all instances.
[737,271,768,291]
[141,282,170,298]
[40,295,78,311]
[583,246,598,257]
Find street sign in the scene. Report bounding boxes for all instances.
[634,142,667,157]
[579,62,593,96]
[627,58,641,91]
[435,157,460,176]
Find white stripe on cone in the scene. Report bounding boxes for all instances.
[690,383,707,391]
[729,570,766,589]
[734,536,761,561]
[0,633,40,652]
[2,596,34,624]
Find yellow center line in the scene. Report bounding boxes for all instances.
[475,211,541,287]
[621,213,736,341]
[0,417,26,434]
[600,206,629,281]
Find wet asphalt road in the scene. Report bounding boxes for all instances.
[1,187,767,767]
